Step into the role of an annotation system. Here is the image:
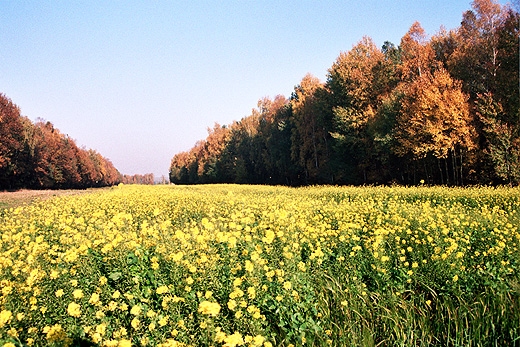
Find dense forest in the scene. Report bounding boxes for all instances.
[170,0,520,186]
[0,93,120,190]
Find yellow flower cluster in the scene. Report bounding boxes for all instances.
[198,301,221,317]
[0,184,519,345]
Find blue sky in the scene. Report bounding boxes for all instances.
[0,1,498,178]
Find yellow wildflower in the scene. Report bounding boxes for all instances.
[223,332,244,347]
[73,289,84,299]
[158,316,169,327]
[131,317,140,329]
[198,301,221,317]
[5,327,18,339]
[67,302,81,317]
[245,260,254,272]
[55,289,64,298]
[148,322,156,331]
[50,270,59,279]
[247,287,256,299]
[89,293,101,305]
[156,285,169,294]
[130,305,142,316]
[215,329,227,343]
[96,323,107,336]
[227,299,237,311]
[0,310,12,328]
[252,335,265,346]
[112,290,121,299]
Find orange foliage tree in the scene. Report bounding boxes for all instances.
[169,0,518,185]
[395,68,476,184]
[0,94,120,190]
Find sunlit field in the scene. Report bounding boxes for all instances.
[1,184,519,346]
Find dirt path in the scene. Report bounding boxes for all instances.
[0,189,97,210]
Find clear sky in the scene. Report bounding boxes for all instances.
[0,1,500,179]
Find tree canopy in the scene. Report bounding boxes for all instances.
[0,93,120,190]
[170,0,519,186]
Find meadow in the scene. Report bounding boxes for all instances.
[0,184,519,346]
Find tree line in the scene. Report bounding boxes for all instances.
[121,173,155,185]
[170,0,519,186]
[0,93,120,190]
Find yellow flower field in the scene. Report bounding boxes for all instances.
[1,184,519,346]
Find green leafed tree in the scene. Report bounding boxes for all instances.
[327,37,397,183]
[476,93,520,184]
[0,94,25,189]
[291,74,333,183]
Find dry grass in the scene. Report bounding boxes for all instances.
[0,189,97,210]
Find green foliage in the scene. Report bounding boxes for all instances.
[477,93,520,184]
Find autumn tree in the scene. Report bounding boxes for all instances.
[212,98,287,184]
[199,123,231,182]
[170,151,194,184]
[122,173,155,184]
[76,145,98,187]
[441,0,519,183]
[18,109,120,188]
[30,120,57,187]
[30,120,85,188]
[395,68,476,185]
[392,22,472,184]
[168,1,518,186]
[0,93,119,189]
[169,95,296,185]
[86,149,120,187]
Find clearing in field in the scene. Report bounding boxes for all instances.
[0,189,96,210]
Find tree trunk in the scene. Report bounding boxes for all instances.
[437,158,444,185]
[445,157,450,186]
[412,163,415,185]
[423,158,430,184]
[312,123,318,170]
[451,149,457,186]
[460,148,464,186]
